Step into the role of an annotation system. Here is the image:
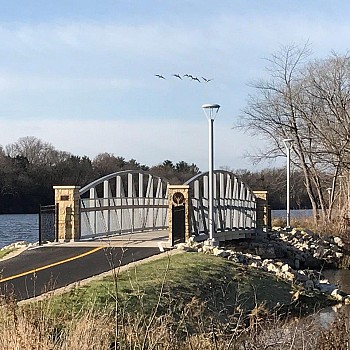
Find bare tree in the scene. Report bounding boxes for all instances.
[92,153,127,177]
[239,44,350,223]
[5,136,59,166]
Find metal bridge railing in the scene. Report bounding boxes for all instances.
[80,197,168,237]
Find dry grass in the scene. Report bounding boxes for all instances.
[1,295,350,350]
[0,297,113,350]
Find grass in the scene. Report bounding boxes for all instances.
[43,252,296,318]
[0,247,16,259]
[1,250,342,349]
[34,249,334,336]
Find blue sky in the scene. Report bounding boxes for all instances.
[0,1,350,171]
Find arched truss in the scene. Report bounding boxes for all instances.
[184,170,256,236]
[79,170,169,237]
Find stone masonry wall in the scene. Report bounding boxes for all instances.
[53,186,81,241]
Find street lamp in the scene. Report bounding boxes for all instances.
[202,103,221,245]
[283,138,293,228]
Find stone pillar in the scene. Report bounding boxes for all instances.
[168,185,190,243]
[253,190,270,232]
[53,186,81,241]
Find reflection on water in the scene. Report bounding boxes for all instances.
[313,269,350,328]
[323,269,350,294]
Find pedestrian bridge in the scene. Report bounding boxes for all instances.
[48,170,269,245]
[79,170,169,237]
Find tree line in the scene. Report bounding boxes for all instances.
[0,136,312,214]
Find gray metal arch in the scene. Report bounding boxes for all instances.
[80,170,169,237]
[184,170,256,236]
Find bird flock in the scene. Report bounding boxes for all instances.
[155,73,213,83]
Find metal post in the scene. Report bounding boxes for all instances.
[286,146,291,227]
[283,139,293,228]
[202,104,220,245]
[209,118,214,244]
[39,205,42,246]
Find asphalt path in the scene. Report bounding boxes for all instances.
[0,245,161,301]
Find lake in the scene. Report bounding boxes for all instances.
[0,214,39,249]
[271,209,313,219]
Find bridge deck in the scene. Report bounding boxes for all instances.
[45,229,172,249]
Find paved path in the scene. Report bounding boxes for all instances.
[0,230,171,301]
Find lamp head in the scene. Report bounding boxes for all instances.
[283,138,294,149]
[202,104,220,120]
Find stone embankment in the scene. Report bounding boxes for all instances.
[177,227,350,304]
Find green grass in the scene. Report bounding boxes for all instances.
[44,252,300,322]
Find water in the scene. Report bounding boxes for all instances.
[323,269,350,294]
[0,214,39,249]
[272,209,313,219]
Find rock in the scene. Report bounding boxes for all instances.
[228,255,240,263]
[176,243,193,251]
[304,280,314,290]
[283,271,295,281]
[249,261,259,268]
[316,281,338,294]
[295,271,309,283]
[266,263,278,273]
[237,254,248,264]
[213,248,230,258]
[334,236,345,247]
[281,264,291,273]
[255,245,276,259]
[331,289,347,302]
[202,245,213,253]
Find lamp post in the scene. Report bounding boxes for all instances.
[202,104,220,245]
[283,138,293,228]
[327,187,332,210]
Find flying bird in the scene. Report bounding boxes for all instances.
[173,74,182,80]
[183,74,193,79]
[202,77,213,83]
[155,74,165,79]
[192,76,201,83]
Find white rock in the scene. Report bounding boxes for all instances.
[176,243,191,251]
[249,261,259,268]
[283,271,295,281]
[202,245,213,253]
[281,264,291,272]
[213,248,230,258]
[331,289,346,302]
[266,263,278,273]
[334,236,345,247]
